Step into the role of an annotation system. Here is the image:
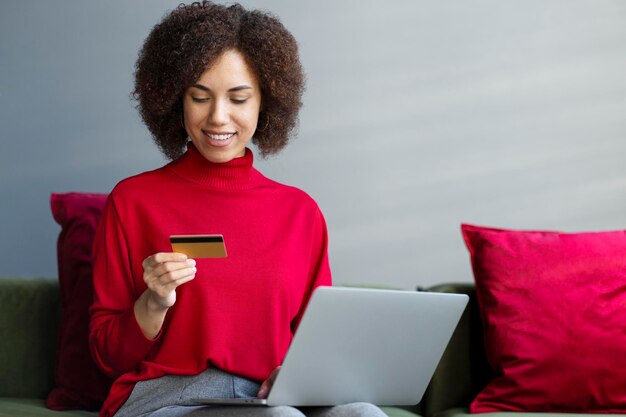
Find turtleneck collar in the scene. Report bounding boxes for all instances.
[168,142,256,190]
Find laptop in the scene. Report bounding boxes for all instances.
[193,286,468,407]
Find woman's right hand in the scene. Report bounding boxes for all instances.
[134,252,196,339]
[142,252,197,308]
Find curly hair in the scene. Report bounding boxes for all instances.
[133,1,305,160]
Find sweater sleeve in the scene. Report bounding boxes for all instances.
[89,194,157,378]
[291,207,333,332]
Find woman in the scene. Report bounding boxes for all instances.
[89,2,386,417]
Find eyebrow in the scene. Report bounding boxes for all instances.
[191,83,253,92]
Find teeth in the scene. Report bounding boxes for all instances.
[206,132,234,141]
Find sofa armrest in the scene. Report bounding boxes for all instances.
[0,277,60,398]
[419,283,493,417]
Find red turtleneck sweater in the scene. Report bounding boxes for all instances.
[89,145,332,417]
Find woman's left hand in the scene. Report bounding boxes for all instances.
[257,366,281,399]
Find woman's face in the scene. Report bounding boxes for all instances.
[183,49,262,164]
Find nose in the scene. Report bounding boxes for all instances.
[209,98,229,125]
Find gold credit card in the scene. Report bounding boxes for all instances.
[170,234,227,258]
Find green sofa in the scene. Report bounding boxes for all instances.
[12,277,615,417]
[0,277,423,417]
[418,283,492,417]
[0,277,96,417]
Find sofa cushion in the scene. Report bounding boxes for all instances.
[462,224,626,413]
[0,278,59,398]
[379,407,422,417]
[47,193,111,411]
[0,398,98,417]
[433,407,626,417]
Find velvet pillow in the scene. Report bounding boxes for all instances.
[462,224,626,413]
[47,192,111,411]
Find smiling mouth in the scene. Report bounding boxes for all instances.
[203,131,235,141]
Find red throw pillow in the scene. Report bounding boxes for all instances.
[462,224,626,413]
[47,192,112,411]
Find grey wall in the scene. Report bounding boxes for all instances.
[1,1,625,289]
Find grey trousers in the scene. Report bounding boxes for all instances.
[114,368,387,417]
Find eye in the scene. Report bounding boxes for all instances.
[231,98,248,105]
[191,97,209,103]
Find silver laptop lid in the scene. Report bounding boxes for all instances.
[267,286,468,406]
